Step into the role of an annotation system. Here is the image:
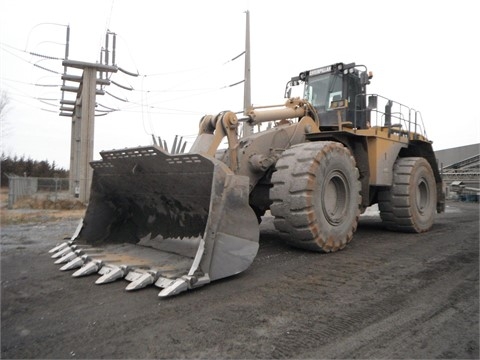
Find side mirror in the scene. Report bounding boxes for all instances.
[285,86,292,99]
[284,80,296,98]
[368,95,377,109]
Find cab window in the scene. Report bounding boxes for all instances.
[305,73,343,111]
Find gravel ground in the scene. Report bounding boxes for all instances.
[1,200,479,359]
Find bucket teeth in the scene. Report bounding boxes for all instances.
[125,272,157,291]
[95,266,128,285]
[60,255,88,271]
[51,245,77,259]
[158,277,189,298]
[72,260,103,277]
[54,250,82,264]
[49,241,72,254]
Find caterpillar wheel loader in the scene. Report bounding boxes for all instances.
[50,62,445,297]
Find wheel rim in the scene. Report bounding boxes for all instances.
[322,170,349,226]
[416,178,430,214]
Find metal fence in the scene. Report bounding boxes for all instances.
[6,175,70,209]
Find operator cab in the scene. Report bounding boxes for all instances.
[285,62,372,129]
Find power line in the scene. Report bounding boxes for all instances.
[33,63,61,75]
[1,44,63,75]
[2,27,246,120]
[1,42,64,60]
[0,77,60,87]
[29,51,63,61]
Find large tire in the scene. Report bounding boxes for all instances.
[270,142,362,252]
[378,157,437,233]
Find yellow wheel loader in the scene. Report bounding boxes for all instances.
[50,62,445,297]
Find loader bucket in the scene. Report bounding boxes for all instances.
[50,146,259,297]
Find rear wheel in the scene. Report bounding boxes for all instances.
[378,157,437,233]
[270,142,361,252]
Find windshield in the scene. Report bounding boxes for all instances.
[305,74,343,111]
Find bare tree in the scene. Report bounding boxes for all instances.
[0,90,11,137]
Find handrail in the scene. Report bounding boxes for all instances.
[354,93,427,140]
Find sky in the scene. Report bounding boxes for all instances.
[1,0,479,170]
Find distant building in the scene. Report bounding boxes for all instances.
[435,143,480,201]
[435,143,480,169]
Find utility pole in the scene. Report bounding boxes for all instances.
[60,25,70,104]
[60,60,117,203]
[59,28,136,203]
[243,10,253,137]
[59,26,119,204]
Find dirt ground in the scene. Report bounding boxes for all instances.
[1,200,479,359]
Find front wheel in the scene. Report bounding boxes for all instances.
[270,142,362,252]
[378,157,437,233]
